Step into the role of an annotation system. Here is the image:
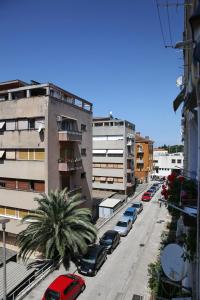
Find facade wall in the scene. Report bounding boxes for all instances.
[0,82,93,237]
[92,119,135,193]
[135,136,153,183]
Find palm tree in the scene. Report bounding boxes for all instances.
[17,188,97,270]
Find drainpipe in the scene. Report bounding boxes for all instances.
[196,75,200,300]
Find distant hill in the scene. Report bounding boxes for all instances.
[158,144,184,153]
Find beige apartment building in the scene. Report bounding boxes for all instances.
[0,79,93,243]
[92,116,135,195]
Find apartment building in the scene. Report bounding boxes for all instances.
[152,149,184,178]
[92,116,135,195]
[134,132,153,183]
[0,79,93,242]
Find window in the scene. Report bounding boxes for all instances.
[5,207,16,217]
[81,148,86,156]
[18,180,30,191]
[19,209,29,219]
[177,159,182,164]
[6,120,16,131]
[6,150,16,160]
[171,159,176,163]
[29,119,35,129]
[81,172,86,179]
[0,206,5,215]
[18,119,28,130]
[81,124,86,131]
[5,179,16,189]
[35,149,45,160]
[34,182,45,192]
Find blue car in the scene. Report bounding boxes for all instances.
[123,207,137,223]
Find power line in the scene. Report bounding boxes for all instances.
[166,0,173,46]
[155,0,168,48]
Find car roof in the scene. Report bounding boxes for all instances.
[103,230,117,236]
[86,244,105,256]
[124,207,136,212]
[118,216,131,222]
[48,275,75,291]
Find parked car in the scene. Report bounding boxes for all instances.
[77,244,107,276]
[150,186,157,193]
[141,192,152,202]
[123,207,137,223]
[42,274,85,300]
[99,230,120,254]
[114,217,132,236]
[146,189,155,197]
[131,201,143,214]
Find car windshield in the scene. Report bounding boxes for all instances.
[124,211,132,216]
[45,289,60,300]
[144,193,150,196]
[116,221,127,227]
[101,238,112,244]
[132,204,140,208]
[82,252,96,264]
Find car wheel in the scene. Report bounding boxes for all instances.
[81,284,86,292]
[110,247,113,254]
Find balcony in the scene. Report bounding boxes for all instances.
[136,159,144,164]
[127,182,134,187]
[137,148,144,154]
[58,130,82,142]
[58,159,82,172]
[127,153,134,159]
[68,186,82,197]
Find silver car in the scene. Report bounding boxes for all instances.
[131,201,143,214]
[114,217,132,236]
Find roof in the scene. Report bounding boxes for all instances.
[0,247,17,266]
[99,198,122,208]
[118,216,131,222]
[92,189,115,200]
[48,275,74,291]
[0,261,36,299]
[124,207,136,212]
[135,134,153,143]
[0,80,27,92]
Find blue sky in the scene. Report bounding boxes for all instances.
[0,0,184,146]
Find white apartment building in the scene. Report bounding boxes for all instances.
[152,149,184,178]
[92,117,135,195]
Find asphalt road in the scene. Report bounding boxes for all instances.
[78,189,169,300]
[24,183,169,300]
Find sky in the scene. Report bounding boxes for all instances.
[0,0,184,146]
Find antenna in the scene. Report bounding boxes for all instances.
[161,243,187,282]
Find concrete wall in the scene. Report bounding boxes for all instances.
[0,160,44,180]
[47,97,92,206]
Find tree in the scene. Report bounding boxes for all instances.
[17,189,97,270]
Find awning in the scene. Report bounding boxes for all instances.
[183,89,197,111]
[173,88,186,112]
[100,177,106,181]
[0,150,5,158]
[93,150,107,154]
[107,149,123,154]
[0,121,5,130]
[107,177,114,182]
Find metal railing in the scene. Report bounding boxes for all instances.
[9,260,55,300]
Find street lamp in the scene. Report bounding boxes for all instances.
[0,217,10,300]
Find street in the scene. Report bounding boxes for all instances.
[24,185,169,300]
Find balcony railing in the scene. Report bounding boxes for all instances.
[68,186,82,197]
[138,149,144,153]
[58,159,82,172]
[127,182,134,187]
[136,159,144,164]
[58,130,82,142]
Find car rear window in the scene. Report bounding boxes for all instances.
[117,221,127,227]
[45,289,60,300]
[132,204,140,208]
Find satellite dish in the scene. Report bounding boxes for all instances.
[161,243,187,282]
[176,76,183,87]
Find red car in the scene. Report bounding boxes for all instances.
[141,192,152,202]
[42,273,85,300]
